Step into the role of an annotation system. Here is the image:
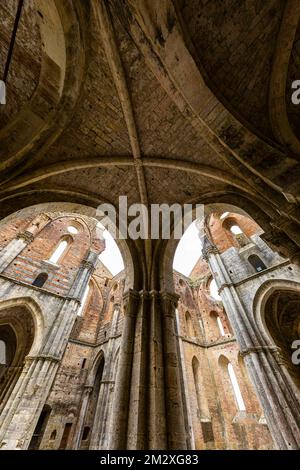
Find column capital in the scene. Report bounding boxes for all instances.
[16,230,34,244]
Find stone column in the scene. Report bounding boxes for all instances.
[0,213,51,273]
[160,291,187,450]
[107,290,140,449]
[203,237,300,449]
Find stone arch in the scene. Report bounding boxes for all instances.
[0,296,44,357]
[185,311,195,337]
[32,272,48,288]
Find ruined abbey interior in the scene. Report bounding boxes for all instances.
[0,0,300,451]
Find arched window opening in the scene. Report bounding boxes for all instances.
[78,282,91,316]
[28,405,52,450]
[49,236,71,264]
[50,430,57,441]
[248,254,266,273]
[0,339,6,365]
[0,315,33,406]
[216,316,225,336]
[227,363,246,412]
[32,272,48,288]
[185,311,195,337]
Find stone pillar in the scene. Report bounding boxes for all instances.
[147,290,167,449]
[127,291,149,449]
[203,237,300,449]
[107,290,140,449]
[175,309,195,449]
[160,291,187,450]
[0,213,51,273]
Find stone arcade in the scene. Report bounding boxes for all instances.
[0,0,300,451]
